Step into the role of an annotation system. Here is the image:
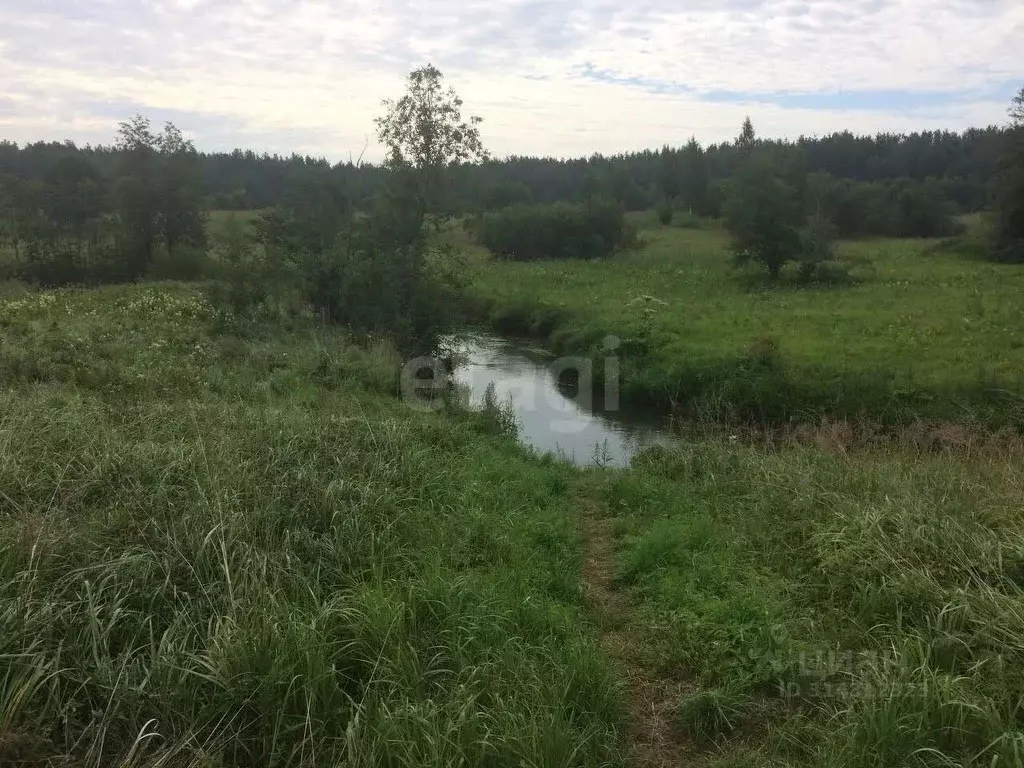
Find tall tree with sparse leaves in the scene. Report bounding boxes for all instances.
[312,63,488,352]
[114,114,160,277]
[158,123,207,259]
[375,64,487,229]
[992,86,1024,262]
[113,116,207,277]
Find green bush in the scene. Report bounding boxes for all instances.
[676,688,750,745]
[888,180,963,238]
[476,199,633,261]
[206,214,298,323]
[672,210,706,229]
[807,173,963,239]
[795,213,844,281]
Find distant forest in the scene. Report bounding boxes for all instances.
[0,125,1011,217]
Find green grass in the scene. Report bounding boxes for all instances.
[0,283,624,767]
[456,215,1024,764]
[595,438,1024,765]
[462,222,1024,426]
[4,264,1024,767]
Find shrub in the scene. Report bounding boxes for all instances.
[205,214,297,322]
[657,200,674,226]
[928,215,995,261]
[891,180,963,238]
[676,688,750,745]
[17,240,88,286]
[993,241,1024,263]
[476,199,631,261]
[807,173,962,239]
[672,210,705,229]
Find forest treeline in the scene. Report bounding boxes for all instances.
[0,124,1011,217]
[1,73,1021,324]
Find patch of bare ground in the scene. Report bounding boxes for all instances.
[578,496,702,768]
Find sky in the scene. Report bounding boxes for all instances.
[1,0,1022,161]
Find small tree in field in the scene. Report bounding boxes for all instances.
[158,123,207,259]
[302,64,486,351]
[114,116,206,278]
[723,119,805,278]
[796,213,837,280]
[657,200,674,226]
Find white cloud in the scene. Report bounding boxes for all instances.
[0,0,1021,159]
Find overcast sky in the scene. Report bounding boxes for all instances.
[2,0,1022,161]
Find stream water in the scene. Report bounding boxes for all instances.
[447,331,670,467]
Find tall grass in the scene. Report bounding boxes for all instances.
[5,277,1024,767]
[0,283,624,767]
[602,440,1024,766]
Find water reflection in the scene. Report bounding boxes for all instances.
[446,332,669,467]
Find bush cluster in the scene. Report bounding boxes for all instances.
[807,174,963,239]
[474,199,634,261]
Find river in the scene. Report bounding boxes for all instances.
[446,331,670,467]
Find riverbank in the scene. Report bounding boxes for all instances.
[460,223,1024,429]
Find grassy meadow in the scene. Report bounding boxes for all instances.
[461,217,1024,427]
[2,213,1024,767]
[0,283,623,766]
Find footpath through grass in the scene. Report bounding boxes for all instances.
[461,220,1024,427]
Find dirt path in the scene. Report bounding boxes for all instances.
[578,497,699,768]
